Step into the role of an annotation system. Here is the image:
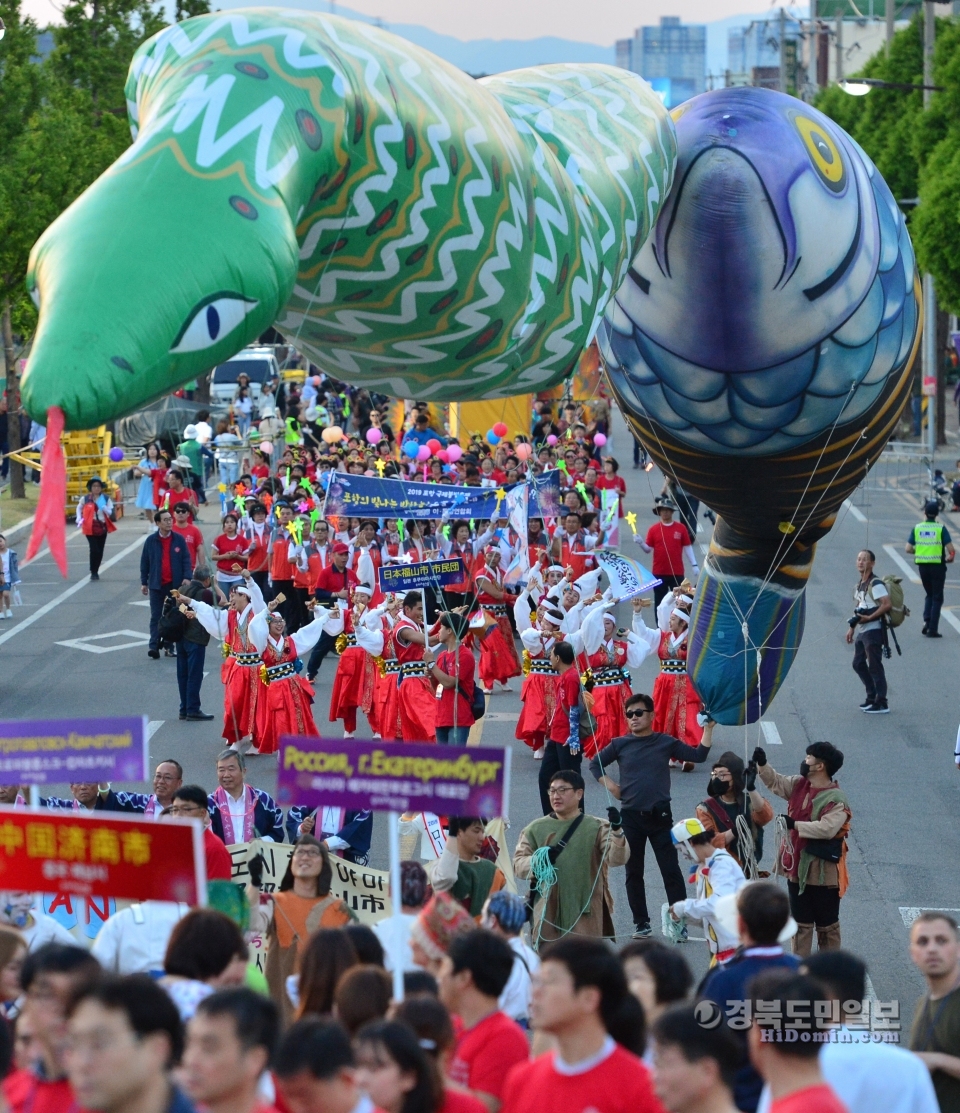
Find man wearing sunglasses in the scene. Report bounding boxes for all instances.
[589,692,714,940]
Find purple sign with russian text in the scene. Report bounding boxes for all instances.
[0,717,149,785]
[277,736,511,818]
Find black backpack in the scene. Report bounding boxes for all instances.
[158,595,186,642]
[459,682,486,720]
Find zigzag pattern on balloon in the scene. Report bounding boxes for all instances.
[22,10,676,430]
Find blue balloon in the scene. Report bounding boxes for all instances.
[486,430,501,445]
[402,440,420,458]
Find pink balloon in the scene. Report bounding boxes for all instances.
[437,449,450,463]
[365,427,383,445]
[260,442,274,455]
[593,432,607,447]
[515,443,532,461]
[312,375,321,386]
[546,434,558,446]
[446,444,463,462]
[416,445,431,461]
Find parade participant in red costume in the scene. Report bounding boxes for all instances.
[579,602,653,757]
[474,548,521,694]
[327,583,385,737]
[371,595,402,742]
[393,592,438,742]
[291,519,332,621]
[633,592,703,762]
[180,571,265,751]
[268,504,298,630]
[249,603,335,755]
[551,511,597,580]
[348,520,385,604]
[241,501,273,598]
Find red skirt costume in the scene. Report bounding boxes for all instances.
[652,631,702,747]
[221,609,262,746]
[584,640,632,758]
[475,567,521,688]
[255,636,319,754]
[329,606,380,734]
[393,617,436,743]
[516,633,559,750]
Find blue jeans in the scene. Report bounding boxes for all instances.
[219,460,239,487]
[176,640,206,715]
[435,725,470,746]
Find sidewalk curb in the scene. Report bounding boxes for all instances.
[0,515,35,541]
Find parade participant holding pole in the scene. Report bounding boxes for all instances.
[696,754,773,871]
[392,591,438,742]
[474,547,521,693]
[306,541,358,680]
[538,642,587,816]
[327,582,384,738]
[249,603,335,754]
[580,604,652,756]
[112,760,183,818]
[176,571,265,751]
[285,805,373,865]
[371,595,402,742]
[423,611,477,746]
[268,503,297,629]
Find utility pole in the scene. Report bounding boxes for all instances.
[779,7,787,93]
[886,0,894,55]
[835,14,843,83]
[808,0,819,98]
[922,0,937,456]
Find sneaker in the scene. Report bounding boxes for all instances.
[863,701,889,714]
[0,613,6,621]
[928,631,943,638]
[859,699,874,710]
[533,747,544,761]
[682,761,695,772]
[922,625,929,635]
[147,649,160,660]
[164,647,176,657]
[633,922,653,939]
[4,610,11,619]
[90,572,99,581]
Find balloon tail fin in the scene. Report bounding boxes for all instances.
[25,406,68,577]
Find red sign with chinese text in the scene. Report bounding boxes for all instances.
[0,806,205,904]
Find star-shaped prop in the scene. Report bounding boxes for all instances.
[625,511,637,535]
[375,459,386,477]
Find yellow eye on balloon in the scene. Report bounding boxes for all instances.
[794,116,845,192]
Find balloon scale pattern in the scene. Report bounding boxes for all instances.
[22,10,675,429]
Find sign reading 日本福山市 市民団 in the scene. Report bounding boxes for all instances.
[277,737,510,818]
[0,717,149,785]
[322,472,562,521]
[378,557,467,593]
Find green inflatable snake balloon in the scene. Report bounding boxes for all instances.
[22,10,675,569]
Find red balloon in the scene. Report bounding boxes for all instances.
[426,438,442,455]
[492,422,508,438]
[437,449,450,463]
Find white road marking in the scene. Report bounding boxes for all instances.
[864,974,878,1005]
[484,712,519,722]
[842,498,867,523]
[761,721,782,746]
[56,629,151,654]
[147,721,164,740]
[700,543,710,556]
[900,907,960,928]
[882,544,921,585]
[128,599,151,607]
[0,535,146,647]
[940,607,960,636]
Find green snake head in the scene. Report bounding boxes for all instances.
[22,11,676,429]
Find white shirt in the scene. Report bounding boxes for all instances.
[23,911,77,951]
[499,935,540,1022]
[756,1027,940,1113]
[227,791,246,832]
[0,552,10,581]
[91,902,190,974]
[374,912,419,973]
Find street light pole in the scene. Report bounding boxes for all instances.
[835,13,844,83]
[886,0,894,56]
[922,0,937,457]
[779,7,787,94]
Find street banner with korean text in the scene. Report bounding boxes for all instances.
[276,738,510,819]
[0,717,149,785]
[379,557,466,593]
[593,550,660,602]
[0,807,205,903]
[323,472,561,521]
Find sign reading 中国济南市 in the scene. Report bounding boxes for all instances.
[378,557,467,593]
[593,550,661,601]
[0,716,149,785]
[0,806,205,903]
[322,472,561,521]
[276,737,510,818]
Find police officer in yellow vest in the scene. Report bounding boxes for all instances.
[906,500,955,638]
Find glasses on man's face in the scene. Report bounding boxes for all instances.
[169,804,206,816]
[626,708,652,718]
[547,786,574,797]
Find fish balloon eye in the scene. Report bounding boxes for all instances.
[794,115,845,193]
[170,294,259,354]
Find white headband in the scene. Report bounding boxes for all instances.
[671,607,690,623]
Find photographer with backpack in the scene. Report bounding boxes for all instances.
[845,549,892,714]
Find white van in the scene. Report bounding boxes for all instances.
[210,347,279,408]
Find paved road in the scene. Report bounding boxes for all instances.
[2,411,958,1026]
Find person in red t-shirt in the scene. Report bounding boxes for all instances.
[636,500,698,607]
[747,972,848,1113]
[171,787,234,880]
[274,1015,372,1113]
[211,513,251,598]
[394,995,488,1113]
[539,640,586,816]
[172,502,205,567]
[501,936,661,1113]
[648,1003,743,1113]
[424,612,476,746]
[440,929,529,1112]
[181,988,281,1113]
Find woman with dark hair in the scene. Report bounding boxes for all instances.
[620,939,693,1030]
[354,1020,440,1113]
[501,937,661,1113]
[159,909,248,1020]
[248,835,354,1023]
[75,477,115,580]
[393,996,487,1113]
[294,928,359,1019]
[334,964,392,1035]
[210,511,250,598]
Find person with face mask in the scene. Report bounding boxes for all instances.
[0,894,75,952]
[696,753,774,871]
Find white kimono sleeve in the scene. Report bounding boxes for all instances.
[290,610,332,656]
[656,593,675,633]
[632,612,661,656]
[355,625,385,655]
[624,631,652,669]
[579,601,613,656]
[520,627,543,653]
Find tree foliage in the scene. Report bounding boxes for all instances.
[817,15,960,313]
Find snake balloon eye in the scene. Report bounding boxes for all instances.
[170,294,259,354]
[794,114,846,192]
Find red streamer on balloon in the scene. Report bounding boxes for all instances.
[26,406,68,577]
